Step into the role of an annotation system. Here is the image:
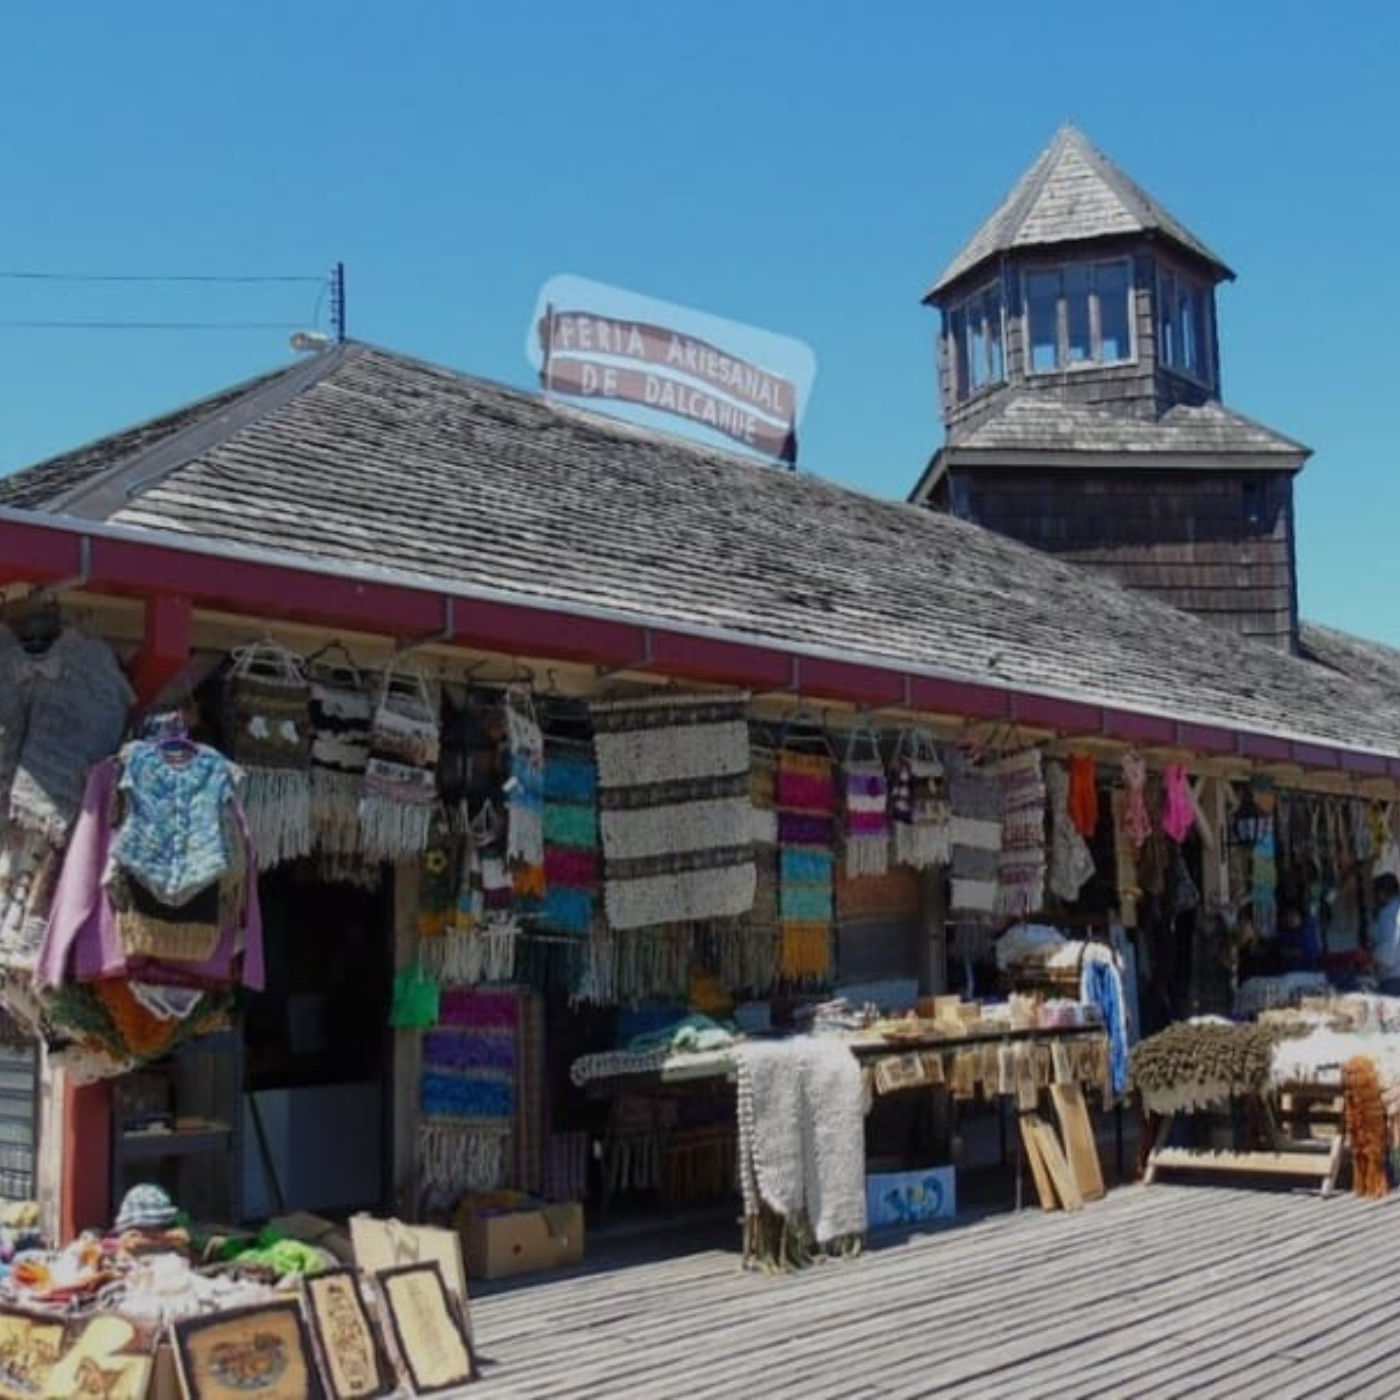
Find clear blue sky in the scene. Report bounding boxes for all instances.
[3,2,1398,645]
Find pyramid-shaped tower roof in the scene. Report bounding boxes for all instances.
[927,124,1233,299]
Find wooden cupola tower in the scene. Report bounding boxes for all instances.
[910,125,1310,653]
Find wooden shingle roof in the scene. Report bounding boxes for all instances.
[0,341,1393,758]
[927,124,1233,299]
[934,394,1309,466]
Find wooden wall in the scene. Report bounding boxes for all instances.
[950,468,1298,651]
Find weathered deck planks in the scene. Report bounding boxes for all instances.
[456,1181,1400,1398]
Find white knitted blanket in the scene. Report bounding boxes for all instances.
[734,1038,867,1245]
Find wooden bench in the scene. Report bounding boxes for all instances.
[1143,1085,1346,1195]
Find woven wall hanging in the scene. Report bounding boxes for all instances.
[775,722,835,984]
[841,726,891,878]
[360,666,441,861]
[503,687,545,900]
[306,643,372,856]
[889,727,950,871]
[222,638,314,868]
[992,746,1046,919]
[590,691,755,930]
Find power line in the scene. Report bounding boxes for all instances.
[0,319,308,330]
[0,271,323,284]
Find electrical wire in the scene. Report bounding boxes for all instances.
[0,271,323,284]
[0,319,307,330]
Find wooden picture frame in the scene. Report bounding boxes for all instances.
[0,1306,65,1399]
[47,1313,157,1399]
[374,1262,475,1394]
[172,1297,324,1400]
[301,1268,396,1399]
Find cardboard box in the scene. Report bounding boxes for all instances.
[866,1166,956,1229]
[461,1201,585,1281]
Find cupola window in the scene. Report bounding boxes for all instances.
[1159,265,1213,385]
[949,280,1006,401]
[1025,258,1132,372]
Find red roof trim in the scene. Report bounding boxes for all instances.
[1102,708,1176,745]
[1,512,1394,783]
[1174,722,1236,755]
[1010,693,1101,732]
[1237,732,1293,762]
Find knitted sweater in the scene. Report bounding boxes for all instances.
[36,756,265,991]
[0,626,134,841]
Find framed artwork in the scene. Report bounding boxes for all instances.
[374,1262,475,1394]
[172,1298,324,1400]
[301,1268,396,1399]
[46,1313,156,1399]
[0,1307,64,1399]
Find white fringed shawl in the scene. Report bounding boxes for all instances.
[734,1038,867,1250]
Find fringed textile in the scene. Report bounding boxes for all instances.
[238,768,314,869]
[842,756,891,878]
[541,738,598,938]
[590,691,755,930]
[1129,1020,1293,1116]
[360,667,440,861]
[419,915,518,985]
[419,1123,511,1197]
[889,730,949,870]
[1343,1056,1389,1198]
[307,650,372,855]
[992,747,1046,919]
[419,986,521,1198]
[945,749,1002,919]
[222,643,314,868]
[505,689,545,877]
[777,748,834,984]
[734,1038,866,1270]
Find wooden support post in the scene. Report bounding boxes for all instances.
[389,861,423,1219]
[59,591,194,1239]
[126,593,193,709]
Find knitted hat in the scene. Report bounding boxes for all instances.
[114,1182,178,1232]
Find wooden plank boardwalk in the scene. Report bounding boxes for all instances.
[458,1181,1400,1398]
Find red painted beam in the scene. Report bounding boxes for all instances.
[1102,708,1176,745]
[1341,750,1390,776]
[456,600,643,668]
[1237,731,1293,762]
[647,632,793,690]
[0,521,83,586]
[1175,721,1237,755]
[794,656,908,708]
[127,593,193,709]
[908,676,1010,720]
[1010,693,1101,733]
[1290,741,1341,770]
